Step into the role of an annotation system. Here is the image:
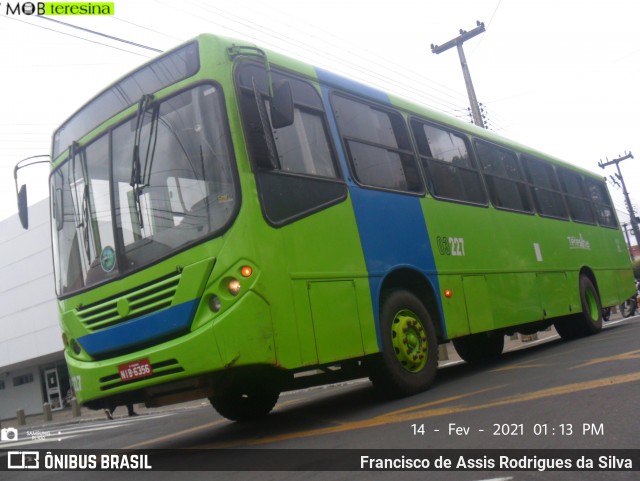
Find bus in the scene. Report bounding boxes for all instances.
[16,33,634,421]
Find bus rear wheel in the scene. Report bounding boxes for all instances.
[209,385,279,422]
[554,275,603,340]
[369,290,438,397]
[452,332,504,364]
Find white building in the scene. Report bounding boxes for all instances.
[0,199,67,421]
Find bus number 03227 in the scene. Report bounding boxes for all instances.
[437,236,466,257]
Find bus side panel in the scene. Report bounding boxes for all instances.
[212,291,275,367]
[274,200,375,368]
[616,267,636,300]
[438,275,470,338]
[462,275,494,334]
[486,273,542,328]
[589,226,635,307]
[536,272,570,319]
[307,280,364,364]
[290,280,319,366]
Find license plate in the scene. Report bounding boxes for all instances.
[118,359,153,382]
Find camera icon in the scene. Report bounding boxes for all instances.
[1,427,19,441]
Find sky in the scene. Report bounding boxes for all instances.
[1,0,639,244]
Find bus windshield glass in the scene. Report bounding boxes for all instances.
[50,84,237,296]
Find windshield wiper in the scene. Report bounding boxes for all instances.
[252,78,279,169]
[130,94,155,228]
[69,142,92,260]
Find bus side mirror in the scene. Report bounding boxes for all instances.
[13,154,50,230]
[18,184,29,229]
[270,80,294,129]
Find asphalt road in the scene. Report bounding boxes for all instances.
[2,315,639,481]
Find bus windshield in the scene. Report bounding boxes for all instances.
[50,84,237,296]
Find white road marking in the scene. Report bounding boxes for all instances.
[0,412,173,447]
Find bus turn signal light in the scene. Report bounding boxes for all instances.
[444,289,453,298]
[240,266,253,277]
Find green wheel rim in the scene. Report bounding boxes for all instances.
[585,287,599,321]
[391,309,428,372]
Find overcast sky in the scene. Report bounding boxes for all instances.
[1,0,639,243]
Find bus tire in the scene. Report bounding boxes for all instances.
[369,290,438,397]
[452,332,504,364]
[620,297,637,318]
[554,275,603,340]
[209,385,279,422]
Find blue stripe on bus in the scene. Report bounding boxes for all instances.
[315,67,389,103]
[316,68,445,347]
[346,186,444,346]
[78,299,199,357]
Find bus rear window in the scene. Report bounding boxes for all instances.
[585,178,618,228]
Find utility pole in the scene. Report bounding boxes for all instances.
[599,152,640,247]
[432,21,486,128]
[622,223,633,258]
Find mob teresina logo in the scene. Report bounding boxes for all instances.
[1,2,115,16]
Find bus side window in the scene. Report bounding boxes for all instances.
[521,155,569,220]
[411,119,486,205]
[585,177,618,228]
[269,103,337,179]
[557,168,597,225]
[474,140,533,213]
[331,94,423,194]
[236,63,347,226]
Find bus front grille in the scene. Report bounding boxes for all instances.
[76,271,182,332]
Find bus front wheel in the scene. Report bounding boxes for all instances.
[554,275,603,340]
[209,385,279,422]
[369,290,438,397]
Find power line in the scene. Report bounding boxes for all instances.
[0,15,154,58]
[163,0,470,114]
[470,0,503,56]
[36,16,163,53]
[227,0,471,107]
[107,15,183,43]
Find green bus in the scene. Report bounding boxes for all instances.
[18,34,634,421]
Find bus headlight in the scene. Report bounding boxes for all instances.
[71,339,82,355]
[208,295,222,312]
[227,279,241,296]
